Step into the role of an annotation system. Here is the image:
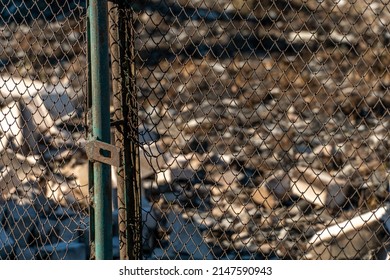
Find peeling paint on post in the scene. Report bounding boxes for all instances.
[88,0,113,260]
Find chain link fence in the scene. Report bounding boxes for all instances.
[3,0,390,261]
[132,0,390,260]
[0,1,89,259]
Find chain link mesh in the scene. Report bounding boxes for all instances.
[131,0,390,260]
[0,1,88,259]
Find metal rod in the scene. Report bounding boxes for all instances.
[122,5,142,260]
[108,0,128,260]
[108,1,142,259]
[88,0,113,260]
[86,0,96,260]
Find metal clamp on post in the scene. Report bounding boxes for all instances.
[86,138,121,167]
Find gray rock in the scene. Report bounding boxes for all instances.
[39,86,76,122]
[0,227,14,259]
[161,211,213,260]
[142,196,157,251]
[14,245,38,260]
[3,202,38,249]
[56,214,88,244]
[39,241,87,260]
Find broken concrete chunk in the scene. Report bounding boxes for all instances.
[306,204,390,259]
[39,85,76,122]
[0,100,45,154]
[0,149,43,182]
[251,184,278,209]
[44,173,88,210]
[0,75,76,122]
[289,165,350,209]
[0,102,22,152]
[0,167,22,200]
[140,143,168,179]
[262,171,291,200]
[0,78,76,155]
[0,75,42,105]
[24,94,55,131]
[156,167,196,185]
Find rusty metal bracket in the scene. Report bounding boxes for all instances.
[86,138,121,167]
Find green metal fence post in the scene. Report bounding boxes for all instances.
[88,0,113,260]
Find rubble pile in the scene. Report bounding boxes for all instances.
[2,0,390,260]
[137,0,390,259]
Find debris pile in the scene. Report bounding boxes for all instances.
[137,0,390,260]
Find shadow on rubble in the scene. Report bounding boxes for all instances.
[0,0,86,24]
[131,0,360,67]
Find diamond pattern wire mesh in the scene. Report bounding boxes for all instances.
[0,1,89,259]
[131,0,390,260]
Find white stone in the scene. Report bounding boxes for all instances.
[306,204,390,259]
[287,31,315,43]
[289,165,350,209]
[39,85,76,122]
[0,167,22,199]
[0,102,22,153]
[0,75,41,105]
[140,143,168,179]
